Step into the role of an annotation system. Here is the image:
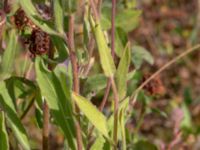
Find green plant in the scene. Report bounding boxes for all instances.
[0,0,200,150]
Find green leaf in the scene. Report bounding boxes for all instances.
[119,97,129,150]
[115,28,128,57]
[116,9,141,32]
[0,82,30,150]
[132,46,154,70]
[89,16,116,77]
[116,44,131,100]
[19,0,58,35]
[54,0,64,33]
[91,134,105,150]
[133,140,158,150]
[72,92,109,138]
[0,112,9,150]
[0,30,17,79]
[35,57,76,149]
[83,74,107,97]
[51,35,68,63]
[100,14,111,30]
[64,0,77,14]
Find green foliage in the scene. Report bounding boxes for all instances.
[89,16,116,77]
[116,44,131,100]
[0,81,30,150]
[35,57,76,149]
[0,112,9,150]
[0,30,17,79]
[72,92,109,138]
[131,45,154,69]
[1,0,196,149]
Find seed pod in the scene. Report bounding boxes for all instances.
[29,28,50,56]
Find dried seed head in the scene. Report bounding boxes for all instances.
[142,73,166,96]
[14,9,29,29]
[29,29,50,56]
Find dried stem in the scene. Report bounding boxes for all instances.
[42,38,54,150]
[111,0,119,148]
[68,14,83,150]
[130,44,200,103]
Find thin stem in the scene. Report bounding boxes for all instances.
[90,0,99,21]
[87,79,111,149]
[110,77,119,149]
[68,14,83,150]
[111,0,116,57]
[111,0,119,148]
[42,100,49,150]
[130,44,200,103]
[42,38,54,150]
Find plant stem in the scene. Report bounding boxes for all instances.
[110,77,119,149]
[68,14,83,150]
[130,44,200,103]
[111,0,119,148]
[111,0,116,58]
[42,38,54,150]
[42,100,49,150]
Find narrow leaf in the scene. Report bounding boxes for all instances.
[54,0,64,33]
[0,82,30,150]
[89,16,116,77]
[0,30,17,78]
[35,57,76,149]
[19,0,58,35]
[119,98,129,150]
[116,44,131,100]
[72,92,109,138]
[0,112,9,150]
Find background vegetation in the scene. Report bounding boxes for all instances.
[0,0,200,149]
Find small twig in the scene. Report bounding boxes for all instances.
[130,44,200,103]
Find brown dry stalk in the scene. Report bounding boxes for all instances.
[68,14,83,150]
[130,44,200,103]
